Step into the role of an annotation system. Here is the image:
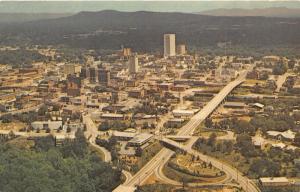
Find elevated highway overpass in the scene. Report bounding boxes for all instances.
[114,71,260,192]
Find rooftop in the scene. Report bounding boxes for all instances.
[260,177,289,183]
[129,133,153,144]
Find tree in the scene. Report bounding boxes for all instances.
[135,147,142,157]
[272,63,287,75]
[45,128,51,133]
[294,132,300,147]
[207,133,217,146]
[249,159,280,178]
[142,122,149,129]
[66,126,71,133]
[236,133,257,157]
[0,143,121,192]
[288,60,295,69]
[34,135,55,151]
[1,114,12,123]
[98,121,109,131]
[38,105,48,116]
[205,118,213,128]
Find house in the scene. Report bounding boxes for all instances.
[266,130,296,142]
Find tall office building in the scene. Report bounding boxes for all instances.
[64,64,81,76]
[98,68,111,86]
[177,44,187,55]
[66,75,81,97]
[128,55,139,74]
[122,48,132,57]
[88,67,96,83]
[164,34,176,57]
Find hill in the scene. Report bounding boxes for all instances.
[199,7,300,18]
[0,13,73,24]
[0,10,300,51]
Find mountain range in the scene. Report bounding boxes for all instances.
[199,7,300,18]
[0,10,299,51]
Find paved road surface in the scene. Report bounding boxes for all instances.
[83,114,112,162]
[120,71,261,192]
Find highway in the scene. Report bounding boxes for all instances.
[119,70,261,192]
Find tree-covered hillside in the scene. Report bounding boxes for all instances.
[0,10,300,51]
[0,131,121,192]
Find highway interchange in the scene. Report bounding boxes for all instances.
[115,69,261,192]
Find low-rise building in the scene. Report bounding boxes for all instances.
[101,113,125,121]
[259,177,290,187]
[266,130,296,142]
[128,133,153,147]
[128,89,144,98]
[31,121,62,130]
[223,102,247,109]
[112,131,136,141]
[173,109,195,119]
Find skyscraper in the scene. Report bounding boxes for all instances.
[88,67,96,83]
[98,68,111,86]
[128,55,139,74]
[164,34,176,57]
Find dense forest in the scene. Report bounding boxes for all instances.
[0,49,49,67]
[0,130,121,192]
[0,10,300,51]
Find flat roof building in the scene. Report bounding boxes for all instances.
[128,133,153,147]
[259,177,290,187]
[98,68,111,86]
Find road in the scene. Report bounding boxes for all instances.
[159,137,260,192]
[83,114,112,162]
[275,72,289,93]
[119,70,261,192]
[122,170,133,185]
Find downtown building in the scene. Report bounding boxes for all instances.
[97,68,111,86]
[128,55,139,74]
[164,34,176,57]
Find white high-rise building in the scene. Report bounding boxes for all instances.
[129,55,139,74]
[164,34,176,57]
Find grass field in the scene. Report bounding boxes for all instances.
[163,154,226,183]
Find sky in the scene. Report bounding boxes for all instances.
[0,1,300,13]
